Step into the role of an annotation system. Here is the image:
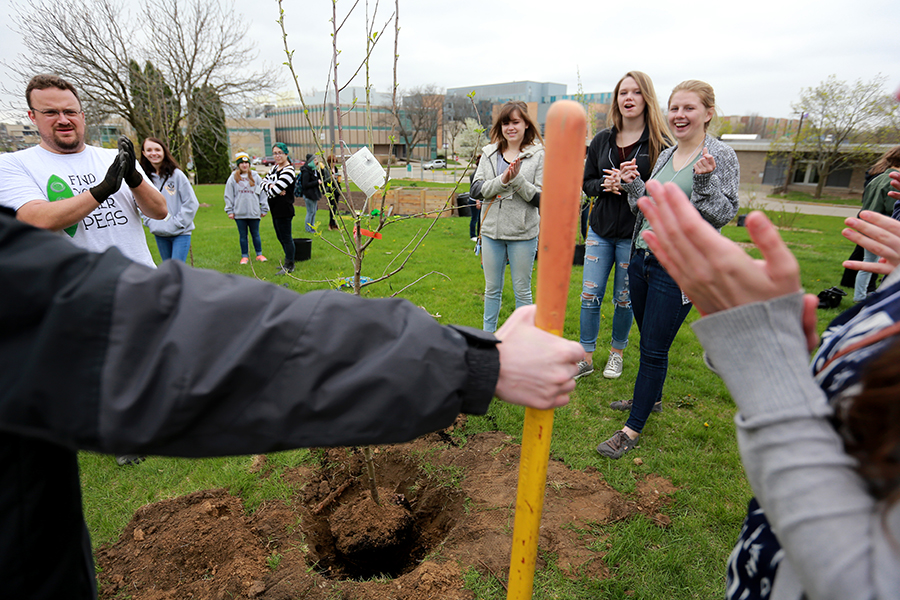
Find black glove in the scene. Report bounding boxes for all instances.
[118,136,143,188]
[89,155,125,203]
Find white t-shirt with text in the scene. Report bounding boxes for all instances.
[0,144,155,267]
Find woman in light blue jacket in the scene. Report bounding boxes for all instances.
[224,154,269,264]
[471,101,544,333]
[140,137,199,262]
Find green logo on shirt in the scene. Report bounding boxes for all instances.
[46,175,77,237]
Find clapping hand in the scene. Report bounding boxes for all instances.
[637,180,803,315]
[118,136,143,188]
[619,158,639,183]
[638,180,820,350]
[602,168,622,194]
[842,210,900,275]
[501,157,522,185]
[693,147,716,175]
[888,171,900,202]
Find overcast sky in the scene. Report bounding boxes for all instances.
[2,0,899,123]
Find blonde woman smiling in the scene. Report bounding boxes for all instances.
[597,80,740,459]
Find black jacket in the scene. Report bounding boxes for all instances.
[0,211,499,599]
[582,126,657,240]
[299,164,322,201]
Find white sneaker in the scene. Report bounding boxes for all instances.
[602,352,624,379]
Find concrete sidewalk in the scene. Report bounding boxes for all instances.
[739,185,859,219]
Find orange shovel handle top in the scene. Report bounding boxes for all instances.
[506,100,586,600]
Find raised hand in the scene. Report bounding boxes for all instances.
[693,147,716,175]
[888,171,900,202]
[637,180,801,316]
[501,157,522,185]
[842,210,900,275]
[602,168,622,194]
[89,155,125,203]
[118,136,143,188]
[619,158,639,183]
[494,305,582,409]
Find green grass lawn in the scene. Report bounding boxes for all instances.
[767,189,862,207]
[82,185,859,598]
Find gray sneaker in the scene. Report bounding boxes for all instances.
[609,399,662,413]
[574,360,594,379]
[602,351,624,379]
[596,430,638,459]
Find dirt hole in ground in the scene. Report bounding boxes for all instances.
[95,427,676,600]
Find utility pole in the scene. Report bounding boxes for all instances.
[777,112,806,195]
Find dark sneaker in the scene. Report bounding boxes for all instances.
[609,399,662,413]
[116,455,145,466]
[574,360,594,380]
[276,264,295,275]
[596,430,638,459]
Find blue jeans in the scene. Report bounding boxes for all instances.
[468,201,481,239]
[625,249,693,433]
[272,217,295,265]
[154,234,192,262]
[482,235,538,332]
[853,247,879,301]
[235,219,263,257]
[304,197,318,233]
[579,229,633,353]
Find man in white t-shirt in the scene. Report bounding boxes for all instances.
[0,74,167,267]
[0,74,167,467]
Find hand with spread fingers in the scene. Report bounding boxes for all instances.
[637,180,803,316]
[842,209,900,275]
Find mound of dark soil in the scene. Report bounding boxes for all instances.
[95,429,675,599]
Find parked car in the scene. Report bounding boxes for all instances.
[423,159,446,170]
[260,156,276,166]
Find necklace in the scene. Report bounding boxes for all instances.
[667,139,705,180]
[607,142,642,170]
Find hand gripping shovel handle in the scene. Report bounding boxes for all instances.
[506,100,586,600]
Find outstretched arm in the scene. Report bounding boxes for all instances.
[0,214,580,458]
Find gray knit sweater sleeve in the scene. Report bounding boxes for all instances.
[692,293,900,600]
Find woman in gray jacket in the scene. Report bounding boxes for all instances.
[140,137,199,262]
[224,153,269,264]
[471,101,544,332]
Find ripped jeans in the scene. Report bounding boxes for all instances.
[579,229,633,353]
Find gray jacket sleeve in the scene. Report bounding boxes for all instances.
[0,213,499,458]
[224,177,236,214]
[692,293,900,600]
